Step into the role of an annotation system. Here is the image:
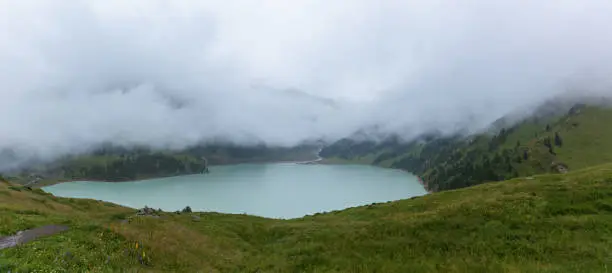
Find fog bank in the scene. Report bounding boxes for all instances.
[1,0,612,163]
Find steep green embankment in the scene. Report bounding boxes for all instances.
[321,105,612,192]
[1,164,612,272]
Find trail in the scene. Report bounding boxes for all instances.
[0,225,69,250]
[293,148,323,164]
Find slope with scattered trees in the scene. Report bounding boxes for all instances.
[321,103,612,192]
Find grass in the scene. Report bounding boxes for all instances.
[501,107,612,177]
[463,107,612,176]
[2,163,612,272]
[553,107,612,169]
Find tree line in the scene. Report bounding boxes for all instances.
[57,153,207,182]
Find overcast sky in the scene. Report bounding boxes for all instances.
[1,0,612,160]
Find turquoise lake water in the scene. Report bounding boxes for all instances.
[45,163,427,219]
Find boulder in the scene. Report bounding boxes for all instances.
[136,206,157,216]
[550,162,569,174]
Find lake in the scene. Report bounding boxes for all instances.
[44,163,427,219]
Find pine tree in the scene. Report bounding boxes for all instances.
[554,132,563,147]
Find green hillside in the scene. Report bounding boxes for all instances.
[321,104,612,192]
[2,164,612,272]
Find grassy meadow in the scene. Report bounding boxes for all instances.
[1,162,612,272]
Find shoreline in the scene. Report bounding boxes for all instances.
[388,167,433,194]
[37,151,434,194]
[38,173,194,188]
[415,175,433,194]
[39,151,325,188]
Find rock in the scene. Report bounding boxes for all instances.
[557,165,568,174]
[192,215,201,222]
[568,103,586,116]
[136,206,157,216]
[551,162,569,174]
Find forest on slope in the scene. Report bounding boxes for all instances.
[321,102,612,192]
[7,143,320,185]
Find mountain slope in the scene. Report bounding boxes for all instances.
[2,165,612,272]
[321,104,612,192]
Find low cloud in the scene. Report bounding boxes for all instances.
[1,0,612,164]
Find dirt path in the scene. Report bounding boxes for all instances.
[0,225,69,250]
